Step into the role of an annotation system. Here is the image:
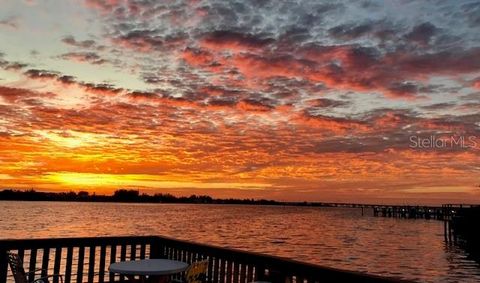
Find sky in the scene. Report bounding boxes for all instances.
[0,0,479,204]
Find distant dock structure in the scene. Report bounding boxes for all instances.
[307,202,480,258]
[368,203,480,259]
[372,205,448,220]
[291,202,469,220]
[442,204,480,258]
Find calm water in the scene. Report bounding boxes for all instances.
[1,201,479,282]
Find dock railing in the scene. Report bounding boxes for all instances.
[0,236,407,283]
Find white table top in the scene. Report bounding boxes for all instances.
[109,259,188,276]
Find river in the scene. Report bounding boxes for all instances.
[1,201,479,282]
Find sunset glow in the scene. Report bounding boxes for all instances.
[0,0,479,203]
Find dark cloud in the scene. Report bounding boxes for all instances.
[200,30,274,50]
[4,62,28,71]
[82,83,123,95]
[205,97,237,107]
[127,91,160,99]
[74,0,480,103]
[397,48,480,74]
[306,98,348,108]
[458,102,480,111]
[24,69,60,80]
[60,52,107,65]
[0,56,28,72]
[113,29,187,52]
[421,103,456,111]
[57,75,76,85]
[328,22,374,40]
[141,74,162,84]
[405,22,437,45]
[461,2,480,27]
[0,86,54,103]
[0,86,31,102]
[0,17,19,29]
[23,69,123,95]
[61,36,96,48]
[386,82,422,98]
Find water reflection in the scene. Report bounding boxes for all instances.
[1,201,480,282]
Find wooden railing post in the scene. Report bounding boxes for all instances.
[255,264,267,281]
[150,237,165,259]
[0,248,8,283]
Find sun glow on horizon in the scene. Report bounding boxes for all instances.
[41,172,272,191]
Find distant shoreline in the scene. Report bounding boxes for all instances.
[0,188,467,208]
[0,188,281,205]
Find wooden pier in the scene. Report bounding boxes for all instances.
[291,202,470,221]
[443,204,480,261]
[372,205,448,220]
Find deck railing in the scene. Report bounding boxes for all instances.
[0,236,407,283]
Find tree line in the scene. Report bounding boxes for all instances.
[0,189,281,205]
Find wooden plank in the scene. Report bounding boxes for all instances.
[140,244,146,259]
[18,249,25,263]
[76,246,85,283]
[109,245,117,283]
[226,260,232,283]
[149,240,162,259]
[239,263,246,283]
[207,257,213,283]
[189,250,194,262]
[119,245,126,282]
[98,245,106,283]
[88,246,95,283]
[246,264,253,283]
[164,247,169,259]
[41,248,50,278]
[219,259,226,283]
[0,248,7,283]
[212,257,219,283]
[64,246,73,283]
[28,248,37,283]
[181,250,186,263]
[233,262,239,283]
[177,249,182,262]
[120,244,126,261]
[53,247,62,283]
[130,244,136,260]
[255,264,266,281]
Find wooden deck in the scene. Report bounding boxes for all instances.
[0,236,409,283]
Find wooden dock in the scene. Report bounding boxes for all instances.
[0,236,409,283]
[372,205,449,220]
[288,202,472,221]
[443,205,480,260]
